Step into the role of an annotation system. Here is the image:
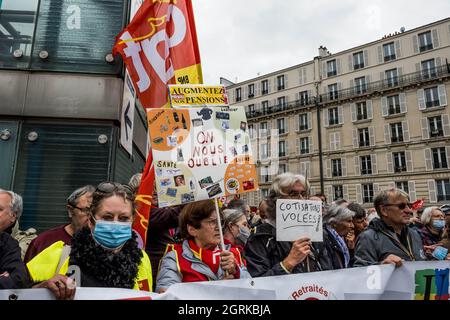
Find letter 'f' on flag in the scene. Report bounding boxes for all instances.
[113,0,203,248]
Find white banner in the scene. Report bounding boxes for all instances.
[1,262,448,300]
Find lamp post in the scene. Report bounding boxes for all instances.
[315,82,324,194]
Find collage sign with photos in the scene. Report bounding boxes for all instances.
[147,106,258,207]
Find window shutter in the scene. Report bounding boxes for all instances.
[435,57,442,67]
[268,79,272,93]
[335,132,341,150]
[303,69,307,84]
[356,184,362,204]
[408,181,416,202]
[295,114,299,131]
[228,89,234,102]
[305,162,310,177]
[350,103,356,122]
[255,82,260,96]
[395,40,401,58]
[369,127,375,146]
[298,70,303,85]
[443,115,450,137]
[399,93,407,113]
[324,108,329,127]
[373,183,380,196]
[342,157,347,177]
[296,137,300,154]
[387,153,394,173]
[348,54,353,71]
[421,117,429,139]
[406,151,413,172]
[350,79,354,90]
[428,180,437,203]
[424,148,432,171]
[285,74,289,89]
[242,86,247,100]
[371,154,377,174]
[337,83,342,92]
[366,75,371,87]
[377,45,383,64]
[438,84,448,107]
[309,136,313,153]
[330,133,335,151]
[322,62,327,79]
[381,96,388,116]
[295,92,300,102]
[379,72,385,82]
[326,159,331,178]
[326,186,333,202]
[285,140,289,155]
[412,35,419,53]
[384,124,391,144]
[446,146,450,169]
[363,49,369,67]
[367,100,373,119]
[432,29,440,48]
[354,156,360,175]
[418,89,426,110]
[307,112,312,130]
[267,120,272,132]
[398,67,403,78]
[336,59,341,75]
[352,129,358,148]
[402,121,410,142]
[338,106,344,124]
[285,117,289,133]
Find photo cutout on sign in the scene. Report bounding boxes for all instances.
[174,175,186,187]
[199,176,214,189]
[206,183,222,198]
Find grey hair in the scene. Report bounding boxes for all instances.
[222,209,245,228]
[266,172,310,220]
[373,188,409,217]
[67,185,95,207]
[323,204,355,225]
[421,206,441,225]
[128,173,142,194]
[0,189,23,220]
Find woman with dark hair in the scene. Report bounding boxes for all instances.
[156,200,250,293]
[27,182,153,299]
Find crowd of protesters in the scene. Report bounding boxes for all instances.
[1,171,449,299]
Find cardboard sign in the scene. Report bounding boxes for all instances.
[147,106,258,207]
[168,84,228,107]
[276,199,323,242]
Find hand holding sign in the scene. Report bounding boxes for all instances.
[282,237,311,272]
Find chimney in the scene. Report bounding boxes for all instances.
[318,46,329,57]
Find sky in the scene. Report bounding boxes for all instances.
[191,0,450,85]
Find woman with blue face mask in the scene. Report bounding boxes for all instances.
[222,209,251,252]
[27,182,153,299]
[416,206,446,260]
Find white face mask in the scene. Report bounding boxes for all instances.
[236,225,251,245]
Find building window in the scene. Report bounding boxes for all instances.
[418,31,433,52]
[383,42,396,61]
[299,91,309,106]
[428,116,443,137]
[327,60,337,77]
[360,156,372,175]
[235,88,241,102]
[262,100,269,113]
[262,189,269,198]
[277,75,285,90]
[396,181,409,193]
[353,51,364,69]
[386,69,399,87]
[424,87,440,108]
[300,137,309,154]
[278,141,286,157]
[356,101,368,120]
[328,83,339,100]
[247,104,255,114]
[279,163,287,174]
[421,59,436,79]
[331,159,342,177]
[277,118,286,134]
[328,107,339,125]
[261,80,269,95]
[359,128,370,147]
[436,179,450,201]
[390,123,404,143]
[248,84,255,98]
[362,184,374,203]
[333,185,343,201]
[277,96,287,110]
[432,147,448,169]
[299,113,308,131]
[260,122,268,137]
[393,152,407,172]
[387,95,401,115]
[355,76,367,94]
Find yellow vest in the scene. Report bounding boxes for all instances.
[26,241,153,291]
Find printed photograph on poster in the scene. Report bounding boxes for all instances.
[221,121,230,130]
[191,118,203,127]
[240,121,247,131]
[181,192,195,203]
[174,175,186,187]
[167,135,178,147]
[243,180,255,190]
[199,176,213,188]
[216,112,230,120]
[166,188,177,197]
[160,178,171,187]
[206,183,222,198]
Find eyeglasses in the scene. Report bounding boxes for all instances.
[383,203,412,210]
[69,204,91,214]
[287,190,307,198]
[203,218,219,228]
[95,182,134,199]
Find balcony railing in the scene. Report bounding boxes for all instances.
[245,98,314,119]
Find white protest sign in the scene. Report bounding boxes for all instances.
[276,199,323,241]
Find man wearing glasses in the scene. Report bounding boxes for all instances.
[24,185,94,263]
[354,188,426,267]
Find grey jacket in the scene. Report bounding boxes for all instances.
[353,218,426,267]
[156,240,251,292]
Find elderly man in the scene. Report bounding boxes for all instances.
[24,185,94,263]
[354,188,426,267]
[244,172,331,277]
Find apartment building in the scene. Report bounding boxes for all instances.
[225,18,450,207]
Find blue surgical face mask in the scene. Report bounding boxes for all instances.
[432,220,445,230]
[236,225,251,246]
[93,220,132,250]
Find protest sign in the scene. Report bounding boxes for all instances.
[276,199,323,241]
[168,84,228,107]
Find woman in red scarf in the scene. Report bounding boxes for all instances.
[156,200,250,293]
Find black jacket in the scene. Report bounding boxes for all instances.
[354,218,426,266]
[322,228,346,269]
[244,222,331,277]
[0,232,30,289]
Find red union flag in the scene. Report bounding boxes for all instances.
[113,0,203,248]
[113,0,203,109]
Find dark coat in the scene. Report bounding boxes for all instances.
[244,222,331,277]
[322,228,346,269]
[0,232,31,289]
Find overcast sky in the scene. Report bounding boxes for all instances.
[191,0,450,85]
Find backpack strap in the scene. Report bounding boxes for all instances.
[56,245,71,275]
